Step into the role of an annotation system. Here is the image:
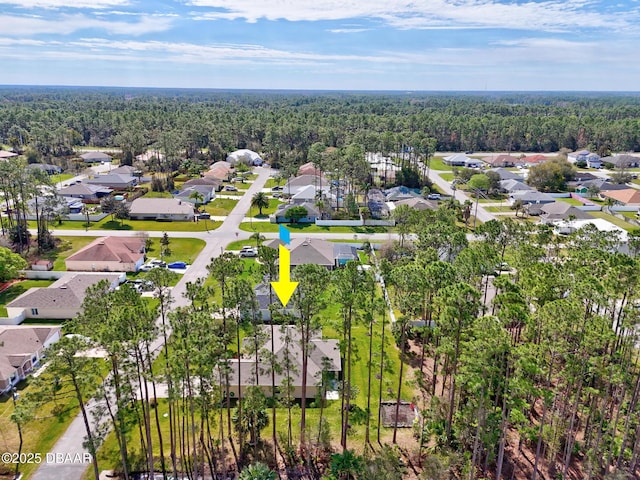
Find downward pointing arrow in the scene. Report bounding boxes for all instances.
[271,244,299,307]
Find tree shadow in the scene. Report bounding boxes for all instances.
[102,220,133,230]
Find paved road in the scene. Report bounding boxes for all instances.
[428,170,496,224]
[32,168,273,480]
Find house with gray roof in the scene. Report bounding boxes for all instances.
[273,201,321,224]
[57,183,112,200]
[226,325,341,399]
[384,186,421,202]
[602,154,640,169]
[508,190,555,206]
[392,197,438,211]
[6,273,124,321]
[129,198,194,221]
[443,154,483,168]
[499,179,534,194]
[488,168,523,181]
[174,185,215,205]
[80,151,111,163]
[264,238,357,270]
[0,325,61,394]
[183,177,223,192]
[85,173,137,190]
[539,202,592,224]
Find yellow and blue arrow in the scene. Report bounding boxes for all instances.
[270,226,298,306]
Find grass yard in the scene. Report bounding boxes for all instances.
[239,222,391,234]
[0,357,110,480]
[48,236,98,270]
[556,197,584,206]
[205,198,239,216]
[438,172,455,182]
[95,218,222,232]
[225,238,265,250]
[484,206,514,213]
[428,157,452,171]
[247,199,282,218]
[0,279,55,316]
[50,173,76,185]
[264,178,285,189]
[145,237,206,265]
[143,191,174,199]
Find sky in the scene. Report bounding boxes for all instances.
[0,0,639,91]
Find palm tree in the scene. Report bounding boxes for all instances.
[188,190,204,212]
[250,231,264,248]
[251,191,270,216]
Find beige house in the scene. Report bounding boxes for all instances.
[65,236,145,272]
[0,325,61,393]
[129,198,195,221]
[6,273,124,321]
[226,325,341,399]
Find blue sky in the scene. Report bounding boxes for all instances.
[0,0,639,91]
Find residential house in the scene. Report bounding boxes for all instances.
[391,197,438,211]
[85,173,138,190]
[28,163,62,175]
[569,150,602,168]
[499,179,534,194]
[488,168,524,181]
[601,154,640,169]
[57,183,113,201]
[226,325,341,399]
[483,154,521,168]
[136,151,164,162]
[253,283,296,321]
[522,154,549,167]
[265,238,357,270]
[129,198,195,221]
[572,171,599,183]
[384,186,421,202]
[227,149,263,166]
[273,201,321,224]
[0,326,61,394]
[109,165,138,176]
[297,161,323,177]
[6,273,124,321]
[574,179,629,196]
[174,185,216,205]
[600,188,640,206]
[283,175,329,196]
[366,188,389,219]
[539,202,591,224]
[80,151,111,163]
[183,177,223,192]
[204,161,233,181]
[508,190,555,206]
[442,154,483,168]
[65,236,146,272]
[552,218,629,253]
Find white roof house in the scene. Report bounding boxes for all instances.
[227,149,263,166]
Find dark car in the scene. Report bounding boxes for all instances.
[168,261,187,269]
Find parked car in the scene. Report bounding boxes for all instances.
[272,186,283,191]
[427,193,441,200]
[150,260,167,268]
[139,265,153,272]
[196,212,211,219]
[224,185,238,192]
[240,246,258,258]
[168,261,187,269]
[272,192,282,198]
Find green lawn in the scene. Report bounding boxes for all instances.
[50,173,76,184]
[439,173,455,182]
[0,280,55,317]
[234,181,252,190]
[264,178,285,189]
[428,157,453,171]
[205,197,239,216]
[0,358,110,480]
[94,217,221,232]
[239,222,391,234]
[48,236,99,270]
[143,191,173,199]
[145,237,206,265]
[247,198,283,218]
[485,206,514,213]
[225,238,265,250]
[556,197,584,206]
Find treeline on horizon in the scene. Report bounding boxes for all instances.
[2,87,640,163]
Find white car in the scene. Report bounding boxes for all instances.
[240,246,258,257]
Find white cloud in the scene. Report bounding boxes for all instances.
[0,14,173,36]
[0,0,129,8]
[328,28,370,33]
[186,0,638,33]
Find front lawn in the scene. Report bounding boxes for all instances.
[239,222,391,234]
[428,157,453,171]
[588,211,635,231]
[247,198,282,218]
[144,237,206,265]
[50,173,76,185]
[96,218,221,232]
[205,198,239,216]
[556,197,584,206]
[0,280,56,317]
[439,172,455,182]
[143,191,173,199]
